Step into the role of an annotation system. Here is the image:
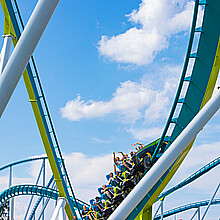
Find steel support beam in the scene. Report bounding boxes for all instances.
[201,182,220,220]
[0,0,60,117]
[108,89,220,220]
[9,165,14,220]
[0,35,13,74]
[50,198,66,220]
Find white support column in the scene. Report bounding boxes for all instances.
[50,198,66,220]
[201,182,220,220]
[190,208,198,220]
[0,0,60,118]
[160,200,164,220]
[0,35,13,74]
[58,206,66,220]
[153,202,162,219]
[9,166,14,220]
[108,90,220,220]
[197,207,200,220]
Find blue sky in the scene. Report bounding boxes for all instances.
[0,0,220,219]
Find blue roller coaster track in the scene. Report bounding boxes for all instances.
[0,157,89,219]
[157,156,220,200]
[0,184,86,211]
[154,199,220,219]
[0,185,58,206]
[0,0,83,218]
[0,157,47,172]
[0,155,219,218]
[126,0,220,218]
[0,0,220,219]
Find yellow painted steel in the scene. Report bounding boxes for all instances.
[134,36,220,220]
[0,1,74,219]
[1,0,219,219]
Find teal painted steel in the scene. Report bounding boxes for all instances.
[126,0,220,218]
[0,157,47,172]
[0,184,87,210]
[154,199,220,219]
[157,157,220,200]
[0,185,58,206]
[28,176,54,220]
[4,0,82,217]
[168,0,220,145]
[151,0,200,161]
[152,0,220,161]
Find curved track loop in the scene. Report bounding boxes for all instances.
[0,157,89,218]
[0,184,86,210]
[154,199,220,219]
[1,0,220,219]
[0,0,82,218]
[0,157,47,172]
[0,185,58,207]
[28,176,55,220]
[126,0,220,219]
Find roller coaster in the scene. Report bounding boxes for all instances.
[0,0,220,219]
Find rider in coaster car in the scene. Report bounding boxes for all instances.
[90,199,100,213]
[85,207,96,220]
[111,186,124,209]
[108,170,123,188]
[113,152,132,172]
[107,172,119,187]
[120,170,135,195]
[119,151,133,169]
[143,152,152,172]
[130,153,145,174]
[100,194,114,219]
[113,164,123,179]
[90,199,103,219]
[101,185,114,202]
[131,143,145,151]
[82,205,89,220]
[94,196,105,213]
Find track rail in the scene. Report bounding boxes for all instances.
[0,184,87,210]
[154,199,220,219]
[123,0,220,218]
[0,185,58,206]
[0,157,47,172]
[157,156,220,200]
[0,0,82,218]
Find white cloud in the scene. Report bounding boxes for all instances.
[1,140,219,219]
[127,127,162,141]
[162,141,220,219]
[61,77,176,123]
[64,152,113,201]
[98,0,194,66]
[165,142,220,191]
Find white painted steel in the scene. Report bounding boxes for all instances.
[161,200,163,220]
[58,205,66,220]
[201,182,220,220]
[153,202,161,219]
[0,35,12,74]
[198,207,200,220]
[50,197,66,220]
[108,90,220,220]
[9,166,14,220]
[0,0,60,118]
